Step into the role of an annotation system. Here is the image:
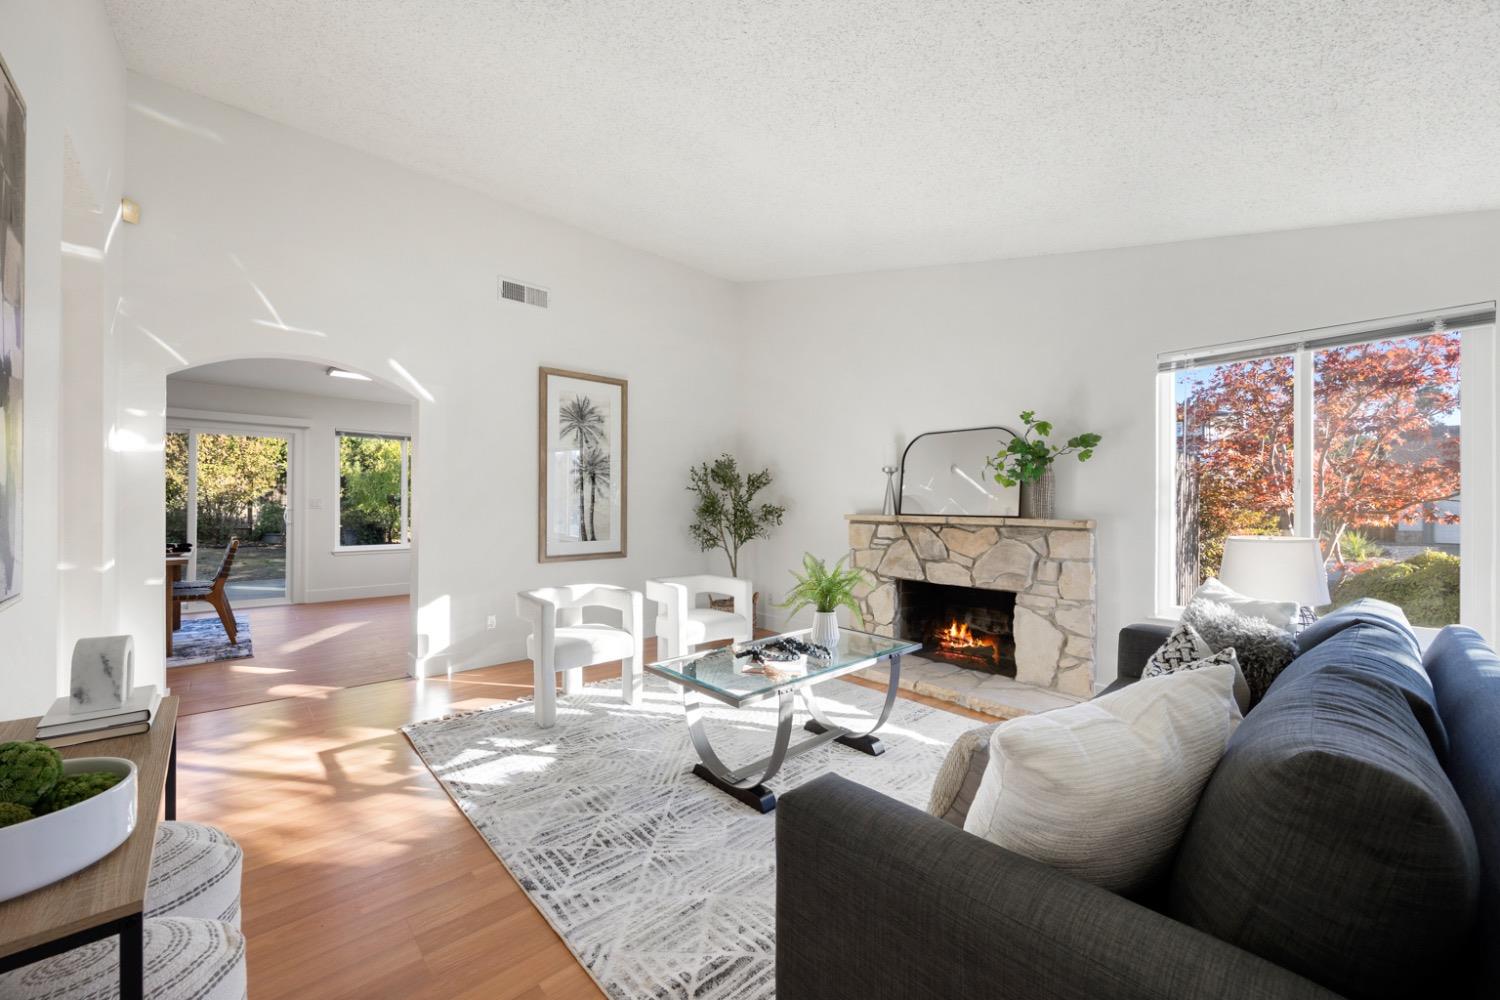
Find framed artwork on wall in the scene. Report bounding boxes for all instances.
[538,367,627,562]
[0,55,23,608]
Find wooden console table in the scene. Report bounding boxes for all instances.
[0,696,180,1000]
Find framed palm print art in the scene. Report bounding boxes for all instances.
[538,367,627,562]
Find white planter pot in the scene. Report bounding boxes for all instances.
[810,611,841,650]
[0,756,138,902]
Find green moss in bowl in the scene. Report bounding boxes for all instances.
[0,802,32,827]
[0,741,64,809]
[37,772,123,814]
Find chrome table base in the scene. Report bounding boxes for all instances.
[683,653,903,812]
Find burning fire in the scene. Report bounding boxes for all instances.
[935,619,999,662]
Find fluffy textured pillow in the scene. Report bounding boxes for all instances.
[1184,598,1296,706]
[1191,577,1299,633]
[1144,622,1251,712]
[926,721,1002,827]
[963,664,1242,893]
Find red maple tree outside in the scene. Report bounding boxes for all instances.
[1175,332,1461,601]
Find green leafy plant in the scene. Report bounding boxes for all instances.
[0,741,63,808]
[38,772,122,814]
[255,500,286,538]
[1333,529,1384,563]
[687,455,787,577]
[781,553,868,622]
[988,410,1102,487]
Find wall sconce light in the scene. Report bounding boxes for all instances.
[121,198,141,225]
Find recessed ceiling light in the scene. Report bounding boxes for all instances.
[326,367,372,382]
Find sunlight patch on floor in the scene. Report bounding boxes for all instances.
[276,621,362,653]
[265,683,343,700]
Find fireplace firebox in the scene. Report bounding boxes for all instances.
[896,579,1016,677]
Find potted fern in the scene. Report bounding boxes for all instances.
[781,553,869,649]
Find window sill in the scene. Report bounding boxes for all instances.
[331,545,412,556]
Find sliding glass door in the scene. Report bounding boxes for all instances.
[166,423,292,605]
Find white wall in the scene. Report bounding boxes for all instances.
[0,2,126,717]
[738,211,1500,686]
[165,377,414,603]
[116,74,742,692]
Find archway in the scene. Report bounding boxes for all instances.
[114,350,426,713]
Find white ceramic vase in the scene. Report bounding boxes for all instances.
[0,756,138,902]
[811,611,840,650]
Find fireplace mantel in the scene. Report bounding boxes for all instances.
[847,511,1097,698]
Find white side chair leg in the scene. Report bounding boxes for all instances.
[534,659,557,728]
[622,654,641,705]
[561,667,584,695]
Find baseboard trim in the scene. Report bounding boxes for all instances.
[305,582,411,603]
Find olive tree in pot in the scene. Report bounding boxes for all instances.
[781,554,869,650]
[687,455,787,579]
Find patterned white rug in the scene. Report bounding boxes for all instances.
[403,674,979,999]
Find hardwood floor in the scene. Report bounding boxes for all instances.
[172,596,413,716]
[175,603,999,998]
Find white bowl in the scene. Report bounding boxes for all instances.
[0,757,138,901]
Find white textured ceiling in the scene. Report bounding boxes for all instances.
[171,359,412,405]
[104,1,1500,281]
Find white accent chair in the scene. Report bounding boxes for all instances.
[517,584,644,728]
[646,575,753,660]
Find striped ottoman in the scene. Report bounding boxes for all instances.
[0,917,246,1000]
[146,823,242,928]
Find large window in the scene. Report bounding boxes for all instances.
[337,432,411,549]
[1161,306,1490,628]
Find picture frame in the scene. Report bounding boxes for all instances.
[538,367,627,562]
[0,54,24,609]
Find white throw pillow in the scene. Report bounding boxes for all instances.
[962,664,1243,893]
[1191,577,1299,633]
[1144,622,1252,713]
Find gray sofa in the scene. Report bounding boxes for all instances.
[776,601,1499,1000]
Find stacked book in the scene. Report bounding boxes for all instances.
[35,685,164,748]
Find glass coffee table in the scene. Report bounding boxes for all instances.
[646,628,920,812]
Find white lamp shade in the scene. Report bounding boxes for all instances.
[1219,535,1331,606]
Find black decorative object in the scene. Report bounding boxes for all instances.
[733,636,832,665]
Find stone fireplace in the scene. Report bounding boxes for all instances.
[848,514,1097,700]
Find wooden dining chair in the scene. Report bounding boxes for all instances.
[173,539,241,644]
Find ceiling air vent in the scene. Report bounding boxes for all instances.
[499,276,549,308]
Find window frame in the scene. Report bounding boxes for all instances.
[1155,306,1495,642]
[333,429,413,553]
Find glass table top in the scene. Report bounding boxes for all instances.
[645,628,920,707]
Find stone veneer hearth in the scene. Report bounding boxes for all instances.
[848,514,1097,699]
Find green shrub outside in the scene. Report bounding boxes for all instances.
[255,501,286,538]
[1331,550,1460,627]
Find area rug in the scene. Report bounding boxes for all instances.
[403,674,979,1000]
[167,614,252,667]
